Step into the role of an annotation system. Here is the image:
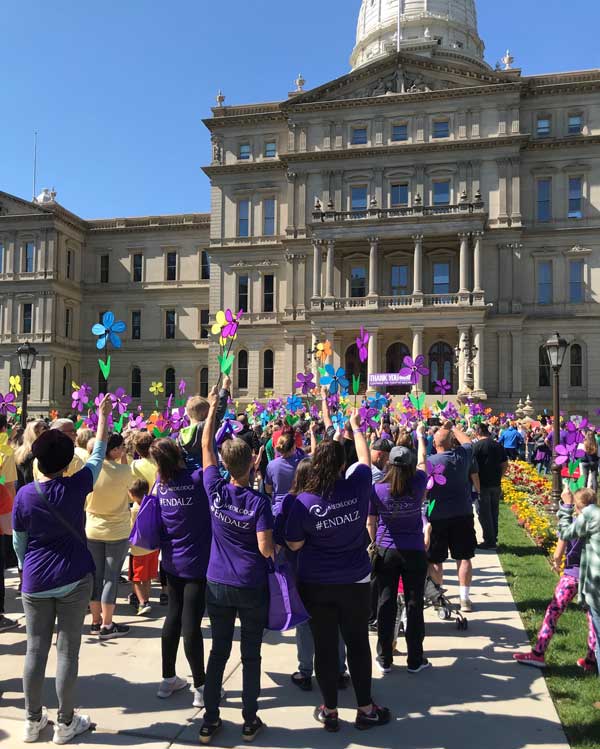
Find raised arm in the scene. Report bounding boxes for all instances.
[451,422,472,446]
[86,394,114,484]
[350,409,370,466]
[215,375,231,429]
[201,387,219,469]
[321,387,332,430]
[416,423,427,471]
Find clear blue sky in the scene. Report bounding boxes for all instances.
[1,0,597,218]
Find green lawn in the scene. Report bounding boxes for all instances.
[498,503,600,748]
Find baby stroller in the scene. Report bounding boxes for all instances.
[393,577,468,642]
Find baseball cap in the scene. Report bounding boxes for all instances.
[372,438,393,453]
[389,446,417,468]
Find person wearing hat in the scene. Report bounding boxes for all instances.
[367,424,429,675]
[12,395,113,745]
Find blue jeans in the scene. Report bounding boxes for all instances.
[203,581,269,723]
[589,607,600,675]
[296,621,347,677]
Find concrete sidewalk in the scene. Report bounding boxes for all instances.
[0,549,569,749]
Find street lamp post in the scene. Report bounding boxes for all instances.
[543,332,569,511]
[16,342,38,427]
[454,328,478,393]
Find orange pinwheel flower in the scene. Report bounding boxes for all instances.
[316,340,332,363]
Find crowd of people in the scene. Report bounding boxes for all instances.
[0,377,599,744]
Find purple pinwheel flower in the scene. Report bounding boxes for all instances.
[434,379,452,396]
[92,311,126,350]
[295,372,316,396]
[426,461,447,491]
[128,414,147,431]
[356,327,370,364]
[113,387,132,415]
[359,406,379,431]
[399,355,430,386]
[327,393,340,411]
[95,392,117,409]
[309,404,320,420]
[178,379,186,396]
[170,407,190,434]
[0,392,17,415]
[71,383,92,413]
[402,396,412,410]
[555,442,585,465]
[84,412,99,431]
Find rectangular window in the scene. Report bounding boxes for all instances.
[165,310,176,339]
[66,250,73,280]
[238,143,251,160]
[22,303,32,334]
[537,117,551,137]
[392,124,408,142]
[568,114,583,135]
[264,141,277,158]
[568,177,583,219]
[569,260,585,303]
[391,265,409,296]
[263,274,274,312]
[351,185,368,211]
[200,309,209,339]
[433,181,451,206]
[131,310,141,340]
[201,250,210,280]
[64,308,71,338]
[132,253,143,282]
[166,251,177,281]
[433,262,450,295]
[263,198,276,236]
[238,274,249,312]
[391,183,409,207]
[432,120,450,139]
[537,179,552,221]
[238,199,250,237]
[351,127,368,145]
[537,260,553,305]
[350,267,367,298]
[100,254,109,283]
[24,242,35,273]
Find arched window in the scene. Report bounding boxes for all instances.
[238,350,249,390]
[263,350,274,390]
[165,367,176,398]
[131,367,141,399]
[199,368,209,397]
[428,342,454,394]
[570,344,583,387]
[386,342,411,395]
[345,343,367,394]
[538,347,550,387]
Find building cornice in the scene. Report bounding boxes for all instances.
[523,134,600,151]
[87,214,210,234]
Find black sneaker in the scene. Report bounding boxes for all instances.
[242,717,265,743]
[368,621,378,633]
[90,621,102,636]
[337,671,351,690]
[355,705,391,731]
[0,615,19,632]
[199,719,222,745]
[128,593,139,608]
[291,672,312,691]
[407,659,432,674]
[314,706,340,733]
[159,592,169,606]
[99,623,129,640]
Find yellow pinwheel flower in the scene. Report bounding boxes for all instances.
[149,381,164,396]
[9,375,22,396]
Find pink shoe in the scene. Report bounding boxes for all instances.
[577,657,597,673]
[513,651,546,668]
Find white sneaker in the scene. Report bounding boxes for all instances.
[157,676,188,699]
[193,686,226,709]
[52,713,92,745]
[23,707,48,742]
[460,598,473,613]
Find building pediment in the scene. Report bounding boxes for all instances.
[0,191,54,218]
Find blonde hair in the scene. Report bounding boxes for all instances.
[186,395,209,422]
[584,432,598,456]
[15,419,48,465]
[574,488,597,508]
[76,428,94,449]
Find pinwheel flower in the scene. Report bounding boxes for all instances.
[399,355,430,386]
[171,407,190,433]
[359,406,379,431]
[555,443,584,465]
[113,387,132,415]
[331,411,347,430]
[216,418,244,447]
[315,340,332,363]
[434,379,451,396]
[309,404,320,420]
[356,327,370,364]
[128,414,147,431]
[92,311,126,350]
[9,375,22,396]
[368,393,387,412]
[260,410,273,428]
[320,365,349,395]
[71,383,92,412]
[426,461,447,491]
[0,392,17,415]
[327,392,340,411]
[211,309,244,341]
[287,395,303,413]
[295,372,316,396]
[178,379,187,396]
[150,381,164,396]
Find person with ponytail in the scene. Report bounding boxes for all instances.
[367,424,429,675]
[264,427,305,515]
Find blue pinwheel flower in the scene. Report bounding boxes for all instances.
[320,365,349,395]
[331,410,347,430]
[287,394,303,413]
[92,311,126,350]
[368,393,387,412]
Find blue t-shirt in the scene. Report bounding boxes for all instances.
[499,428,523,450]
[427,444,475,521]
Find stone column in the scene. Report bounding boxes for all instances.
[473,231,483,294]
[296,253,307,315]
[498,331,512,396]
[457,326,469,393]
[312,240,322,299]
[412,234,423,303]
[473,325,485,394]
[368,237,379,297]
[511,330,522,397]
[367,328,379,393]
[497,158,509,224]
[310,332,319,380]
[458,232,470,303]
[325,240,335,299]
[411,325,425,392]
[286,171,297,235]
[284,253,295,316]
[510,157,522,227]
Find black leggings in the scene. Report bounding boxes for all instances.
[161,573,206,688]
[299,582,372,710]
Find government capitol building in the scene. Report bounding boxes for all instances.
[1,0,600,415]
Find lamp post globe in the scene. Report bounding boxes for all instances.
[16,341,38,426]
[543,332,569,511]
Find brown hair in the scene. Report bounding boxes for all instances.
[221,438,253,480]
[76,428,94,449]
[303,440,345,498]
[383,463,416,497]
[129,478,149,500]
[290,458,313,495]
[135,431,154,458]
[396,430,413,449]
[186,395,209,422]
[276,428,295,455]
[574,488,597,508]
[149,438,186,483]
[584,432,598,456]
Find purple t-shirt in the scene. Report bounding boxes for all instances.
[285,463,372,585]
[203,465,274,589]
[369,471,428,551]
[265,451,305,514]
[12,468,95,594]
[157,468,211,580]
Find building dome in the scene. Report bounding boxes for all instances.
[351,0,485,70]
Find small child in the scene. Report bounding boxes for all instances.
[514,487,598,671]
[129,478,160,616]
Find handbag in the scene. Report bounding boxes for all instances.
[129,493,162,551]
[266,558,310,632]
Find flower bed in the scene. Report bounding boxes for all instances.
[502,462,557,553]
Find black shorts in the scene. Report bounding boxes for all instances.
[428,514,477,563]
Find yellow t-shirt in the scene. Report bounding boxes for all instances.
[131,458,158,490]
[74,446,89,464]
[85,460,133,542]
[0,452,17,484]
[33,453,85,481]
